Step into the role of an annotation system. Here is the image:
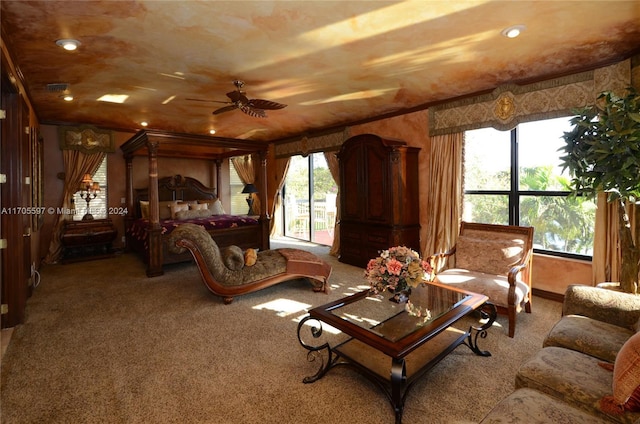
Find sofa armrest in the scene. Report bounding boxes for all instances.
[563,284,640,331]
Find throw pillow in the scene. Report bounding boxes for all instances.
[158,200,178,220]
[175,209,213,220]
[139,200,149,219]
[189,203,208,211]
[199,199,225,215]
[170,203,189,220]
[599,332,640,414]
[220,245,244,270]
[244,248,257,266]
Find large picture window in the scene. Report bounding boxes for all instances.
[463,117,595,258]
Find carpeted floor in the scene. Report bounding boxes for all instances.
[0,239,562,423]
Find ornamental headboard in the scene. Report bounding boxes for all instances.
[133,175,217,217]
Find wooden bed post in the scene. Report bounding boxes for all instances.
[258,149,270,250]
[146,139,164,277]
[125,156,134,218]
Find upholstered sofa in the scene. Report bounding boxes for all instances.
[168,223,332,304]
[480,285,640,423]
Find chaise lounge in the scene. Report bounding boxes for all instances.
[168,223,332,304]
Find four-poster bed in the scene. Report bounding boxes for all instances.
[120,130,270,277]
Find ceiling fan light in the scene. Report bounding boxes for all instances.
[56,39,81,51]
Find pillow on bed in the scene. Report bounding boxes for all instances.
[139,200,149,219]
[175,209,213,220]
[189,203,208,211]
[198,199,226,215]
[170,203,189,219]
[159,200,178,220]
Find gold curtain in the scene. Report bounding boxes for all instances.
[231,155,260,215]
[44,150,106,263]
[592,193,637,285]
[323,151,340,257]
[423,132,464,270]
[269,157,291,234]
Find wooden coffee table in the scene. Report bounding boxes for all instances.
[297,281,497,423]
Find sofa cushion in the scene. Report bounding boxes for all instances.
[600,332,640,415]
[543,314,634,363]
[435,268,529,309]
[455,235,524,275]
[515,346,640,423]
[479,388,609,424]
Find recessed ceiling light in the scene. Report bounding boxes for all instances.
[501,25,526,39]
[209,129,216,135]
[97,94,129,104]
[62,95,74,102]
[55,39,81,51]
[140,121,149,127]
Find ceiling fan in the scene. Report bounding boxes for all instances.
[187,80,287,118]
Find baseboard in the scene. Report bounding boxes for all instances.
[532,288,564,303]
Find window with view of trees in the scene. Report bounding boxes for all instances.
[463,117,596,258]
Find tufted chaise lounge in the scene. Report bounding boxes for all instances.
[168,223,332,304]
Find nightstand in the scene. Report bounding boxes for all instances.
[61,218,117,263]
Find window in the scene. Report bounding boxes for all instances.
[72,156,108,220]
[229,162,248,215]
[463,117,596,258]
[282,153,337,246]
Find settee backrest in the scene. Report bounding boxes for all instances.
[455,222,534,277]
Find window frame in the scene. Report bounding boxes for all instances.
[464,121,593,261]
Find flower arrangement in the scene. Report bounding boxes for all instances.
[365,246,434,295]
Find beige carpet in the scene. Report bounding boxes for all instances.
[1,239,562,424]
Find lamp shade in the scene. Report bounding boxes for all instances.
[242,183,258,194]
[82,173,93,184]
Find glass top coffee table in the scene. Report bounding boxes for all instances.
[297,281,497,423]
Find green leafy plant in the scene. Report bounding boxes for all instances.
[560,87,640,293]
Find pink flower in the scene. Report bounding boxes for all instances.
[386,258,403,275]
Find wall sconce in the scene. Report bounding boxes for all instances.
[241,183,258,215]
[79,173,100,220]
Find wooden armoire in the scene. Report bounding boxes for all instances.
[338,134,421,267]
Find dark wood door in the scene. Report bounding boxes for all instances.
[1,65,30,328]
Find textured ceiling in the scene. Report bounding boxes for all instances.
[2,1,640,142]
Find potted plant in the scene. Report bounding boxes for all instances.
[560,87,640,293]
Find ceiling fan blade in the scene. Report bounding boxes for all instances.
[248,99,287,110]
[186,98,230,104]
[239,105,267,118]
[212,105,239,115]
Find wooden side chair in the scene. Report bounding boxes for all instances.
[428,222,534,337]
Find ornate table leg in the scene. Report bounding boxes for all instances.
[297,315,335,383]
[390,358,407,424]
[464,301,497,357]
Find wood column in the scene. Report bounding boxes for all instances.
[146,140,163,277]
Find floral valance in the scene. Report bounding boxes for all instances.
[58,125,115,153]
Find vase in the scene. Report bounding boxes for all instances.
[388,287,411,303]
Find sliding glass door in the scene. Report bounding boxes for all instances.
[282,153,337,246]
